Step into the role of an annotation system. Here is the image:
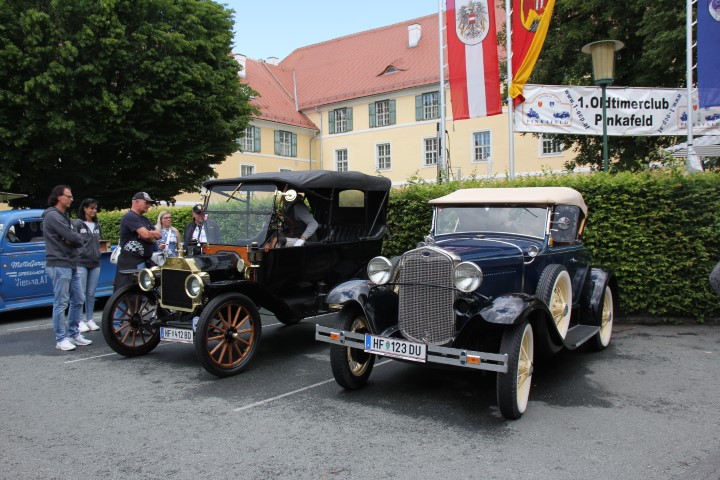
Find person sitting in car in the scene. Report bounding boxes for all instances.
[183,204,220,255]
[269,191,318,248]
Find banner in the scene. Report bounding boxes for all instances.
[509,0,555,105]
[514,85,720,136]
[698,0,720,108]
[446,0,502,119]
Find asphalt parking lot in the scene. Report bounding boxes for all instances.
[1,307,719,480]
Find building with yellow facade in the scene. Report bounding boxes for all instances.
[178,12,574,203]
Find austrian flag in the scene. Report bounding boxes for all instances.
[446,0,502,119]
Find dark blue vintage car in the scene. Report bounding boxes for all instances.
[0,209,116,313]
[316,187,618,419]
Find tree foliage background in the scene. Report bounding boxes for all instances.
[525,0,690,171]
[0,0,256,209]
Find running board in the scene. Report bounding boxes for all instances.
[564,325,600,349]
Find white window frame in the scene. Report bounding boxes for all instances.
[423,137,438,166]
[240,164,256,177]
[376,100,391,127]
[240,126,256,152]
[278,130,293,157]
[334,108,348,133]
[376,143,391,170]
[335,148,349,172]
[472,130,492,162]
[539,135,565,157]
[422,92,439,120]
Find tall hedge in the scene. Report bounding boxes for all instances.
[97,172,720,320]
[383,171,720,320]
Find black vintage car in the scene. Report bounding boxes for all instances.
[316,187,618,419]
[102,170,391,377]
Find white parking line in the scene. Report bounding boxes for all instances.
[233,359,392,412]
[6,323,52,332]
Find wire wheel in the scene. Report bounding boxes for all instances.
[194,293,262,377]
[101,285,160,357]
[330,306,375,389]
[536,264,572,339]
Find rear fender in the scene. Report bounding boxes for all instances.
[589,268,618,325]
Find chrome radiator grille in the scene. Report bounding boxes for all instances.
[398,247,456,345]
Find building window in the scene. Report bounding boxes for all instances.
[335,149,348,172]
[329,107,353,134]
[369,99,396,128]
[279,168,292,172]
[377,143,391,170]
[473,131,491,162]
[239,126,260,152]
[540,135,565,156]
[423,138,438,166]
[274,130,297,157]
[416,92,440,120]
[241,164,255,176]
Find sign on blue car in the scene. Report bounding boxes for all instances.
[0,209,116,313]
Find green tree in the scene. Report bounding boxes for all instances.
[0,0,257,209]
[526,0,687,171]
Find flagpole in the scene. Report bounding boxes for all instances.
[506,0,515,178]
[438,0,448,181]
[686,0,702,171]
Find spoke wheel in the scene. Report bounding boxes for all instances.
[329,306,375,390]
[536,264,572,339]
[194,293,262,377]
[497,320,534,420]
[592,286,614,350]
[101,285,160,357]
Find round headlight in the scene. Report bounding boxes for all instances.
[367,256,393,285]
[138,268,156,291]
[236,257,246,273]
[453,262,483,293]
[185,274,204,299]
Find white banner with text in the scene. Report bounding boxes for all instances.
[514,85,720,136]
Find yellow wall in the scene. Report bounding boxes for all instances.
[175,85,576,203]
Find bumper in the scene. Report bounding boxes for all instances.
[315,325,508,373]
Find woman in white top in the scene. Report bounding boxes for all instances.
[156,210,180,257]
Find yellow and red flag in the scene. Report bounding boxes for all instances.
[510,0,555,105]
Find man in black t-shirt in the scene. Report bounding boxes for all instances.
[114,192,162,290]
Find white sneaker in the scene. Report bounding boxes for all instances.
[78,321,90,333]
[73,334,92,346]
[56,339,76,351]
[86,319,100,331]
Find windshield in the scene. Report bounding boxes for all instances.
[205,183,278,246]
[434,206,548,238]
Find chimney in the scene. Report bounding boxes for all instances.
[408,24,421,48]
[234,53,247,78]
[267,56,279,65]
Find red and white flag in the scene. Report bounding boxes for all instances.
[446,0,502,119]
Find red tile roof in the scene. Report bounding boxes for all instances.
[281,14,441,110]
[242,58,317,130]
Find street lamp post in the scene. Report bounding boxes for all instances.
[582,40,624,172]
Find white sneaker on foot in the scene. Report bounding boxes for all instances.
[86,319,100,331]
[73,334,92,346]
[78,321,90,333]
[56,338,76,351]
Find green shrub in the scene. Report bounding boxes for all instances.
[383,171,720,319]
[97,206,194,245]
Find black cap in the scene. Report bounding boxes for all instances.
[132,192,157,203]
[192,204,204,214]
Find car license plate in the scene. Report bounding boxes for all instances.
[160,327,193,344]
[364,334,426,362]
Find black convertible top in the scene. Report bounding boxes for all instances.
[204,170,391,192]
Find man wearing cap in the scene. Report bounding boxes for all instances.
[114,192,163,290]
[183,203,220,255]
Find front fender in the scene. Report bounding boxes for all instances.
[327,280,398,334]
[479,294,545,326]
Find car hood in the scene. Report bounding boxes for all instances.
[434,236,539,263]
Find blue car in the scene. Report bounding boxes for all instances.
[0,209,116,313]
[316,187,618,419]
[553,111,570,119]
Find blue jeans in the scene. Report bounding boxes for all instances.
[76,266,100,322]
[47,266,86,342]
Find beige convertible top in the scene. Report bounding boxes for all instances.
[429,187,587,215]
